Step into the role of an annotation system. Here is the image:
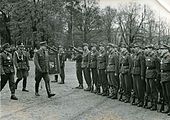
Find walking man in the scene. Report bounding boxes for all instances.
[34,41,55,98]
[0,43,18,100]
[14,43,30,92]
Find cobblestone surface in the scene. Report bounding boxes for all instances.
[0,61,169,120]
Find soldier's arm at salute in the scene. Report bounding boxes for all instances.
[33,52,42,72]
[73,47,83,54]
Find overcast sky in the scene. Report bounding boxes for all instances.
[99,0,170,24]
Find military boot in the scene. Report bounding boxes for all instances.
[143,96,148,108]
[11,95,18,100]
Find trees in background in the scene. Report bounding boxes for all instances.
[0,0,169,48]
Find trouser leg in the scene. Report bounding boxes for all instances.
[132,75,140,105]
[76,68,83,86]
[100,69,108,94]
[83,68,91,87]
[8,73,16,95]
[23,77,27,89]
[35,72,42,93]
[124,73,132,101]
[136,75,145,104]
[0,75,8,91]
[60,67,65,83]
[43,73,51,95]
[165,82,170,113]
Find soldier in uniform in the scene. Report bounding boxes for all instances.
[143,46,160,110]
[72,43,91,91]
[57,45,66,84]
[97,43,108,96]
[160,49,170,116]
[106,43,119,99]
[0,43,18,100]
[89,44,99,93]
[120,48,132,103]
[73,47,83,89]
[14,43,30,92]
[132,46,146,107]
[34,41,55,98]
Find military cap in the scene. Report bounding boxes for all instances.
[2,43,10,50]
[98,42,105,47]
[40,41,47,46]
[91,43,97,47]
[83,43,88,47]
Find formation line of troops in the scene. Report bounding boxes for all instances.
[0,41,170,116]
[72,43,170,116]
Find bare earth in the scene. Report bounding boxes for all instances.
[0,61,169,120]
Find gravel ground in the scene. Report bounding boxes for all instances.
[0,61,169,120]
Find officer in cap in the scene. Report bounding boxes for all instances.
[0,43,18,100]
[106,43,119,99]
[89,43,99,93]
[14,42,30,92]
[34,41,55,98]
[97,43,108,96]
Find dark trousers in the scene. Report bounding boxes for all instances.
[55,67,65,83]
[76,67,83,86]
[83,67,91,87]
[123,73,132,99]
[0,73,15,94]
[133,75,145,103]
[16,78,27,89]
[148,78,158,103]
[91,68,99,89]
[98,69,108,93]
[162,81,170,109]
[35,71,51,95]
[107,72,119,95]
[119,73,126,96]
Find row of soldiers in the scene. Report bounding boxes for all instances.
[72,43,170,116]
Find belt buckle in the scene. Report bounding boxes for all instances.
[147,67,149,69]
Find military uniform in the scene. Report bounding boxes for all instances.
[90,48,99,93]
[34,41,55,98]
[132,51,146,107]
[13,44,30,91]
[57,49,66,84]
[107,49,119,99]
[160,51,170,115]
[120,52,132,103]
[82,49,91,91]
[97,49,108,96]
[0,43,18,100]
[144,54,160,110]
[73,51,83,88]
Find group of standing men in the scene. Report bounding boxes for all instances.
[0,41,67,100]
[72,43,170,116]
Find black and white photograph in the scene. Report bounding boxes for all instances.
[0,0,170,120]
